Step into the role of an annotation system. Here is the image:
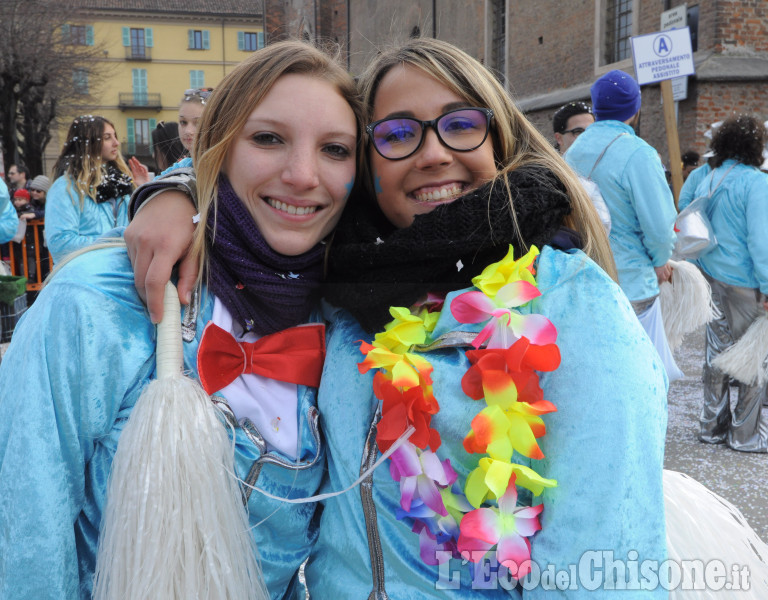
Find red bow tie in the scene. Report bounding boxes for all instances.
[197,322,326,395]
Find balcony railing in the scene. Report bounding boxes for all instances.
[121,142,152,158]
[117,92,162,110]
[125,46,152,61]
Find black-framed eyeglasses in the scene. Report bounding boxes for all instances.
[366,107,494,161]
[183,88,214,103]
[562,127,586,137]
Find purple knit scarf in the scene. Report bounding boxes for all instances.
[205,177,324,335]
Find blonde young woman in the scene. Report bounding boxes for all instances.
[44,116,134,264]
[0,41,362,600]
[179,87,212,154]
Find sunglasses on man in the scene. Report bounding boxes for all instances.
[561,127,586,137]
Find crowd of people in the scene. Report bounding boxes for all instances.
[0,85,197,283]
[1,36,767,599]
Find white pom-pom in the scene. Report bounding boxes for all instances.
[712,314,768,387]
[664,470,768,597]
[94,283,268,600]
[659,260,719,350]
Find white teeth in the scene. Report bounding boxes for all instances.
[268,198,318,215]
[414,184,463,203]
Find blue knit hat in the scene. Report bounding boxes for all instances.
[590,70,641,122]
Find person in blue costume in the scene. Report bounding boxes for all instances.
[310,39,668,599]
[124,39,670,599]
[690,115,768,452]
[677,160,713,212]
[0,178,19,244]
[0,40,362,600]
[564,70,682,382]
[44,115,135,265]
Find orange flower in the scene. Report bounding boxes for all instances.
[375,372,441,452]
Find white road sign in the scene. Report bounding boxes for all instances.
[661,5,686,31]
[631,27,695,85]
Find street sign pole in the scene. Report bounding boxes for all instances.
[660,5,688,207]
[660,79,683,205]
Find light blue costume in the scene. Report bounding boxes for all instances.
[306,247,668,598]
[692,159,768,451]
[690,160,768,293]
[44,175,130,264]
[0,245,323,600]
[565,121,677,302]
[677,162,712,211]
[0,179,19,244]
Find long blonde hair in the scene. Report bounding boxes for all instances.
[189,40,364,283]
[52,115,132,209]
[357,38,617,279]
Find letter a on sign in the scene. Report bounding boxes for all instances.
[657,37,669,53]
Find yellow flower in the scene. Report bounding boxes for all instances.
[472,246,539,299]
[417,307,440,333]
[465,457,557,507]
[374,306,428,354]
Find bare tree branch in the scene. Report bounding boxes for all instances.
[0,0,110,175]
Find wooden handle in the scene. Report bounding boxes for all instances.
[156,281,183,379]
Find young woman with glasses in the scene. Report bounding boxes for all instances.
[309,39,669,599]
[0,41,362,600]
[45,115,135,264]
[123,38,768,597]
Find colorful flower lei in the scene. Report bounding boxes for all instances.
[359,245,561,580]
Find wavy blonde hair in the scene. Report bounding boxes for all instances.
[52,115,132,209]
[189,40,364,284]
[357,38,617,279]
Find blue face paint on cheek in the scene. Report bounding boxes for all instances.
[343,177,355,201]
[373,173,383,195]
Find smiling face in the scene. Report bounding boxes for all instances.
[100,123,120,161]
[179,101,205,151]
[30,188,46,202]
[222,73,357,256]
[369,64,497,229]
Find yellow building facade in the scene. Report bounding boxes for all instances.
[47,2,263,172]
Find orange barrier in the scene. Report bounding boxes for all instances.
[8,219,51,291]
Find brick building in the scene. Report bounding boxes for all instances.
[510,0,768,165]
[270,0,768,165]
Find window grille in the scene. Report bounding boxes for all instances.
[605,0,633,63]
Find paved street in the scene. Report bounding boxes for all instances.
[666,327,768,541]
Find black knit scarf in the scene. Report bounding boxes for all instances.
[95,164,133,203]
[323,166,575,333]
[206,177,324,335]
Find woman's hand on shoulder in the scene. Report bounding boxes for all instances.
[124,190,198,323]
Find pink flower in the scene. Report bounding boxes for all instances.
[457,474,543,577]
[451,283,556,350]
